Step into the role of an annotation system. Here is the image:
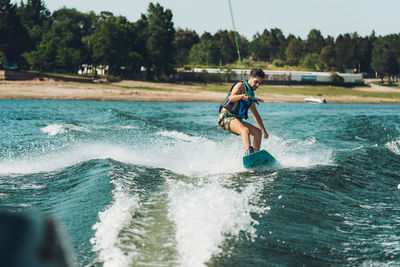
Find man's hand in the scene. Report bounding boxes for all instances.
[263,130,269,139]
[241,94,249,101]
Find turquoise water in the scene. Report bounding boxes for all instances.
[1,99,400,266]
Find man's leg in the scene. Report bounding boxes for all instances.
[229,120,262,151]
[228,119,251,149]
[243,123,262,151]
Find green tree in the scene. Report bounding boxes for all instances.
[249,30,270,61]
[306,29,325,54]
[371,38,388,81]
[84,12,143,76]
[324,35,335,47]
[335,34,355,71]
[188,32,220,65]
[145,3,175,79]
[16,0,51,49]
[250,28,286,62]
[235,33,249,63]
[371,36,400,82]
[54,8,91,72]
[125,20,146,77]
[268,28,286,61]
[22,48,47,71]
[285,37,305,66]
[213,30,248,65]
[24,8,92,73]
[0,51,7,67]
[369,30,378,44]
[319,45,335,71]
[384,51,399,83]
[23,32,58,71]
[188,43,206,65]
[0,0,30,65]
[353,33,373,74]
[300,53,321,70]
[174,28,199,65]
[214,30,235,65]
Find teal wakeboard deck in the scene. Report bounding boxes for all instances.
[243,149,277,168]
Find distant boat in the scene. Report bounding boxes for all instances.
[304,97,327,104]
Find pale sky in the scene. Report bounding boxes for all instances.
[12,0,400,40]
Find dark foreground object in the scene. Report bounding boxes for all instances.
[0,212,72,267]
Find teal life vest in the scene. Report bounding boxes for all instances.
[219,80,255,120]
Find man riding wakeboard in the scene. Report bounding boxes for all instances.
[218,68,269,155]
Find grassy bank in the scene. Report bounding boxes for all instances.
[31,71,400,101]
[1,79,399,103]
[171,82,400,100]
[258,85,400,99]
[108,81,400,102]
[371,81,400,89]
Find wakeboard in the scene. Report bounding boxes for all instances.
[243,149,277,168]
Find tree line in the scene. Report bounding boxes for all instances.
[1,0,399,81]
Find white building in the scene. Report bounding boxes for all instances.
[78,64,109,76]
[176,67,363,84]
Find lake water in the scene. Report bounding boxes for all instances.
[1,100,400,266]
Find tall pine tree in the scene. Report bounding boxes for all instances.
[145,3,175,79]
[0,0,30,65]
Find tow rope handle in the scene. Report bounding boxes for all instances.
[249,97,264,104]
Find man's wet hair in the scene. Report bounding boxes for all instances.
[250,68,265,79]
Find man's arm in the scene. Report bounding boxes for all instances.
[229,82,248,102]
[250,103,269,139]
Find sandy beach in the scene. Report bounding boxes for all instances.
[0,79,399,103]
[0,80,226,102]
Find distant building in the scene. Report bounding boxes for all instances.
[78,64,109,76]
[176,67,364,85]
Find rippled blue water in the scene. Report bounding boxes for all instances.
[1,99,400,266]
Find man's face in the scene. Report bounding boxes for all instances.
[248,76,263,90]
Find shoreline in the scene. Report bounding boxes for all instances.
[0,80,399,104]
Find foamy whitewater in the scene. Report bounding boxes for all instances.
[1,100,399,266]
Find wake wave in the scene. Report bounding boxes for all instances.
[167,175,268,266]
[385,139,400,155]
[90,178,141,267]
[0,129,334,176]
[90,169,273,267]
[0,144,132,175]
[41,123,140,136]
[156,130,207,142]
[41,123,89,136]
[266,135,334,168]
